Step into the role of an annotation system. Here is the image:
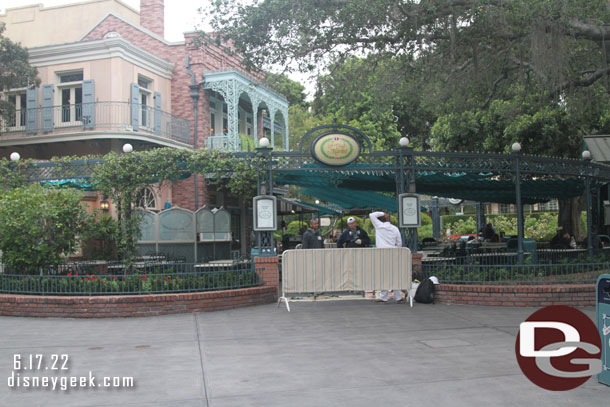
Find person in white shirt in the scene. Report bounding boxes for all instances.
[369,211,404,302]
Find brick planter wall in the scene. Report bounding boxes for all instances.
[0,286,276,318]
[436,284,595,307]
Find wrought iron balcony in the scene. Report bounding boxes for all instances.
[0,102,191,146]
[205,134,242,151]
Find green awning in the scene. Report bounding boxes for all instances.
[299,188,398,212]
[275,163,590,205]
[41,178,96,190]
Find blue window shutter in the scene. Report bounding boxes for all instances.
[41,84,54,132]
[154,91,162,136]
[26,87,38,133]
[82,80,95,129]
[130,83,140,130]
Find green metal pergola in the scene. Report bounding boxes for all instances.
[25,123,610,263]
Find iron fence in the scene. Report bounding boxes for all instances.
[416,262,609,285]
[0,262,261,295]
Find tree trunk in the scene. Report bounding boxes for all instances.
[558,196,585,240]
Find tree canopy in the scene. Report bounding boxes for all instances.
[205,0,610,155]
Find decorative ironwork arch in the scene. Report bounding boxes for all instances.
[297,120,373,154]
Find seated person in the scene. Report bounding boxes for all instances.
[550,227,572,249]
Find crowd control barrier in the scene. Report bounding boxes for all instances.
[279,248,412,311]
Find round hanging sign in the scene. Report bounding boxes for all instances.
[311,133,361,167]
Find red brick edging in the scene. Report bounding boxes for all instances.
[436,284,595,307]
[0,286,277,318]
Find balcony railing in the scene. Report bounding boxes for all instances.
[205,134,241,151]
[0,102,191,146]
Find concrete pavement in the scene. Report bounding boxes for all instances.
[0,299,607,406]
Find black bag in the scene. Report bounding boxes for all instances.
[414,278,436,304]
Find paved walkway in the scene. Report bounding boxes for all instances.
[0,300,607,406]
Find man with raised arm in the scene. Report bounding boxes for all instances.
[369,211,403,302]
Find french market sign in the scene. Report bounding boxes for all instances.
[311,133,361,166]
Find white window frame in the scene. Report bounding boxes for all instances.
[136,187,158,211]
[2,89,27,132]
[137,75,153,131]
[57,70,84,127]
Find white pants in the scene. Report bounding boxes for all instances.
[377,290,403,302]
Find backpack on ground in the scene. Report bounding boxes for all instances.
[414,278,436,304]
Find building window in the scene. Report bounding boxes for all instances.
[6,92,27,128]
[209,92,228,136]
[60,72,83,83]
[137,75,153,129]
[57,71,83,124]
[136,187,157,210]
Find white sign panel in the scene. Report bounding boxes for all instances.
[253,196,277,231]
[399,193,421,228]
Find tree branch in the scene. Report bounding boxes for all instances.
[508,54,548,83]
[551,65,610,97]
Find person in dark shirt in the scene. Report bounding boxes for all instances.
[550,227,571,249]
[337,217,371,248]
[301,219,324,249]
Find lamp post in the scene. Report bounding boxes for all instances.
[10,152,20,162]
[398,136,418,251]
[583,150,593,255]
[256,137,274,256]
[512,142,524,264]
[122,143,133,153]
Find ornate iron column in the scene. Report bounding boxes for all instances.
[432,197,441,240]
[476,202,486,232]
[583,151,593,255]
[397,143,418,251]
[256,145,275,256]
[512,144,524,264]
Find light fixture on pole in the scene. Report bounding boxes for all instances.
[100,198,110,211]
[122,143,133,153]
[582,150,592,160]
[399,137,409,148]
[9,152,20,162]
[315,199,320,204]
[511,142,521,153]
[259,137,270,148]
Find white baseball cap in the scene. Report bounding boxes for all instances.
[347,217,355,223]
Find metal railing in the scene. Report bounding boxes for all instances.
[0,262,260,295]
[205,134,241,151]
[416,262,609,285]
[0,102,191,145]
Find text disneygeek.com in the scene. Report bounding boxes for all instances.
[7,354,135,391]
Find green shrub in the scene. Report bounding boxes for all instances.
[286,220,308,235]
[0,185,89,274]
